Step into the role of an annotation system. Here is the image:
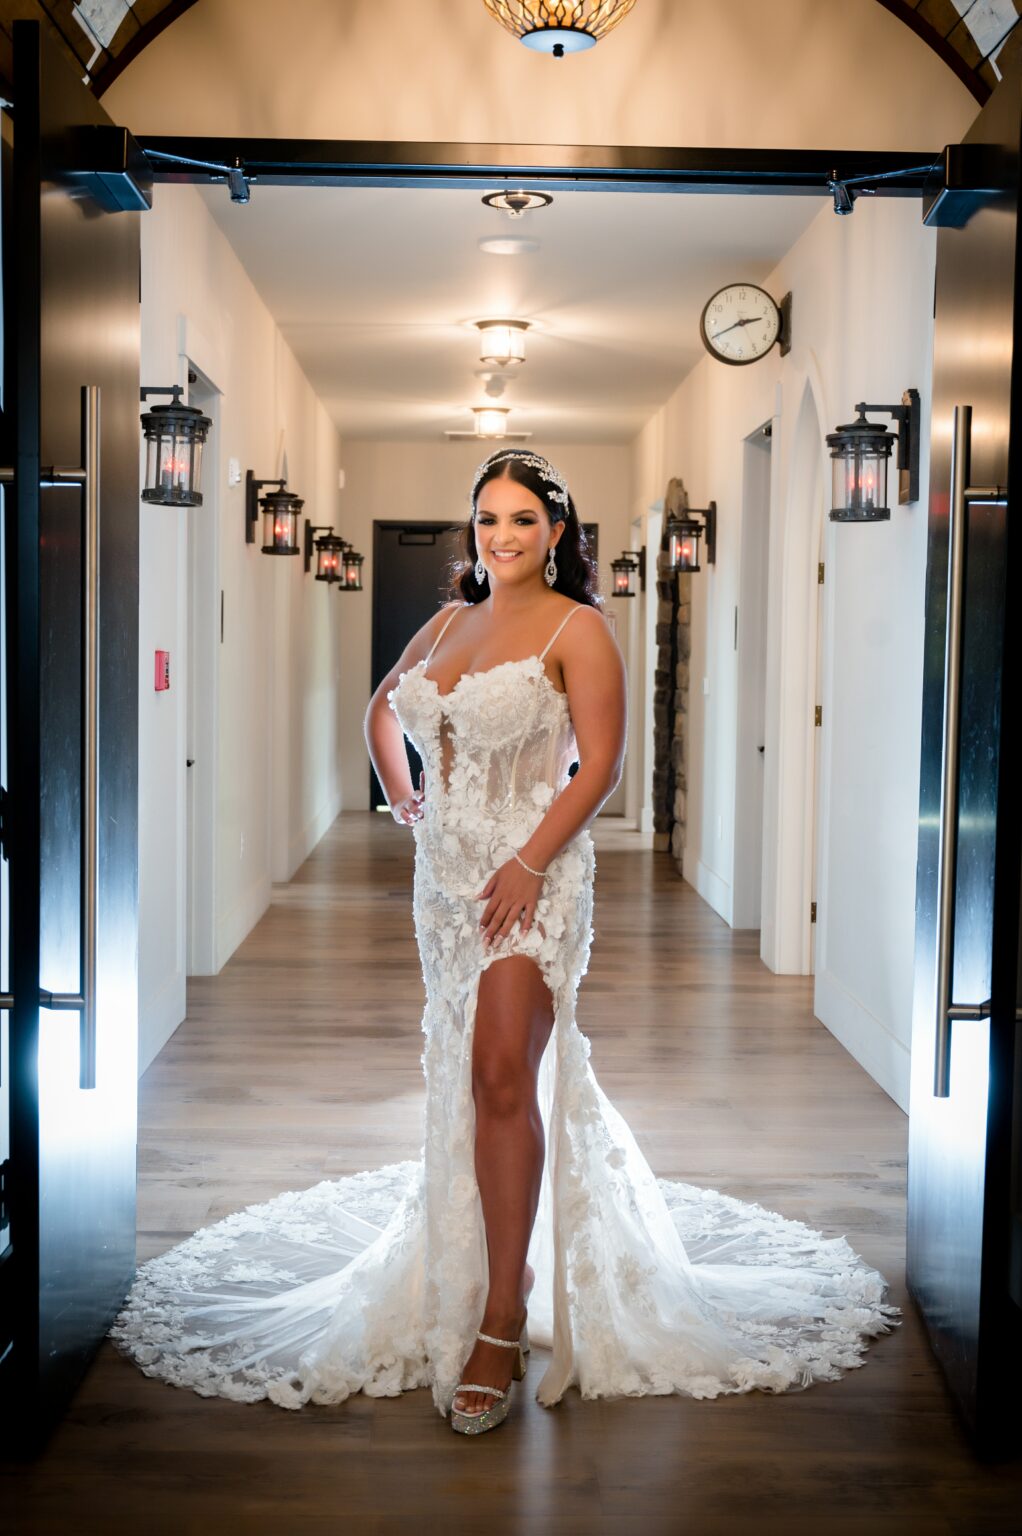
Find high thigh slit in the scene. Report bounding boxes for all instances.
[110,600,901,1414]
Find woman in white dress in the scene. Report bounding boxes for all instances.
[367,449,626,1431]
[110,450,899,1433]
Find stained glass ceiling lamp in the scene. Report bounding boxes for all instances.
[482,0,637,56]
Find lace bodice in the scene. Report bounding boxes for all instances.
[387,605,582,879]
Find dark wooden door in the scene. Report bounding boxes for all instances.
[1,21,143,1450]
[369,520,464,809]
[906,56,1022,1455]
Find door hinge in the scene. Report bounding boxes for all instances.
[814,704,822,727]
[0,785,7,860]
[810,902,817,924]
[818,562,825,584]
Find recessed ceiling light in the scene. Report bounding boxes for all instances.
[478,235,541,256]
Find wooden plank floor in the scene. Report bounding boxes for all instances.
[5,812,1021,1536]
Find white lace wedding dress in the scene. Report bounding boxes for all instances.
[111,601,900,1414]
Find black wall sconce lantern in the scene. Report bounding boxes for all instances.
[826,388,920,521]
[614,552,639,599]
[316,533,346,583]
[302,525,335,577]
[666,504,716,574]
[339,547,364,591]
[245,471,303,554]
[140,386,211,506]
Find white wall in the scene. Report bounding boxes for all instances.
[102,0,975,152]
[337,440,633,815]
[139,184,345,1074]
[633,196,939,1111]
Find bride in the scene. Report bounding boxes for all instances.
[111,449,900,1434]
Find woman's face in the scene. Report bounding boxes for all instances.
[473,472,563,590]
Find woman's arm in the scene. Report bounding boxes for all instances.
[364,601,462,822]
[476,605,627,944]
[518,605,626,870]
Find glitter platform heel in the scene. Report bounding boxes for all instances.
[450,1318,529,1436]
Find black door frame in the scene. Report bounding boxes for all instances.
[137,134,939,201]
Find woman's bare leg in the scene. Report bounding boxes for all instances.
[453,954,553,1416]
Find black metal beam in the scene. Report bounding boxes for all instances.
[137,136,940,197]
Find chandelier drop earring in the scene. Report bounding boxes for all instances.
[475,554,486,584]
[544,546,558,587]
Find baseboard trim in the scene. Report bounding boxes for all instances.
[814,967,910,1112]
[216,873,272,973]
[285,783,344,880]
[691,857,733,926]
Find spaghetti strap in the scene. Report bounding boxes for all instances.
[424,603,467,664]
[538,604,584,661]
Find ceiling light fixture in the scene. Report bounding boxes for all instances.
[481,190,553,220]
[473,406,511,438]
[482,0,637,57]
[478,235,541,256]
[475,319,529,367]
[444,408,532,442]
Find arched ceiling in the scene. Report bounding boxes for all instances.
[0,0,1015,114]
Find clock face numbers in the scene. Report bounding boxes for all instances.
[700,284,781,366]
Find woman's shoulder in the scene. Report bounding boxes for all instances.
[560,599,612,635]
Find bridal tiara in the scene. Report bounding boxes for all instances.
[470,451,571,522]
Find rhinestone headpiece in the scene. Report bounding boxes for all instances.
[470,451,571,522]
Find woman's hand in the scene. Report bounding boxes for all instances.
[391,770,425,827]
[475,855,545,947]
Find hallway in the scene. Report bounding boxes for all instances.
[4,816,1019,1536]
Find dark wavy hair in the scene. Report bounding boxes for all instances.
[448,452,601,607]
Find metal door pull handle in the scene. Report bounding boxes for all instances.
[932,403,1006,1098]
[0,385,100,1088]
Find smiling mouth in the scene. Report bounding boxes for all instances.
[491,550,523,561]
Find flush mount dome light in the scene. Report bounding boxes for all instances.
[481,190,553,219]
[482,0,637,56]
[478,235,541,256]
[473,406,512,438]
[475,319,529,367]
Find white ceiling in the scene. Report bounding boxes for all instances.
[199,184,822,443]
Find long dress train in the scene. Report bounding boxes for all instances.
[111,602,900,1413]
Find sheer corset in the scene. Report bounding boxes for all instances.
[391,656,576,810]
[388,604,581,836]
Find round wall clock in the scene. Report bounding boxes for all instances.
[699,284,787,366]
